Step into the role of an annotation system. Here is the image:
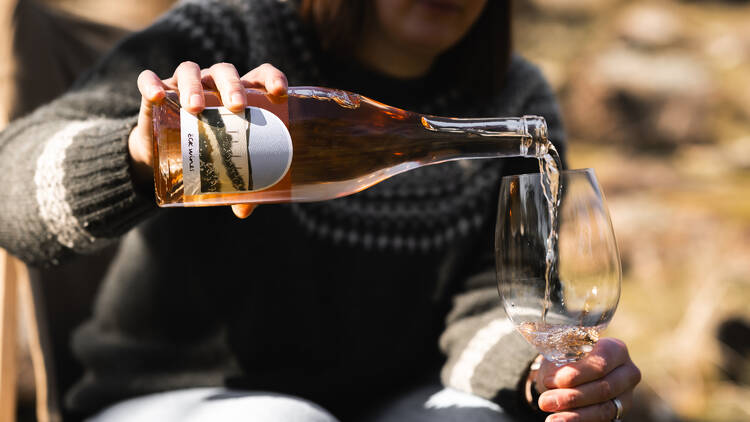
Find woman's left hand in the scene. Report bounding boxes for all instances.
[534,338,642,422]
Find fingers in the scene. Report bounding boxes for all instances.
[535,338,642,421]
[231,204,257,219]
[135,71,162,132]
[538,364,640,412]
[241,63,288,97]
[208,63,246,112]
[544,390,633,422]
[137,70,167,103]
[540,338,630,389]
[162,62,288,113]
[174,61,204,113]
[131,70,165,184]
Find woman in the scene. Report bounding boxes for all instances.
[0,0,640,421]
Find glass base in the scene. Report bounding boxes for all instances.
[541,343,595,366]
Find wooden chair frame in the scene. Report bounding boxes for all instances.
[0,251,20,422]
[1,251,56,422]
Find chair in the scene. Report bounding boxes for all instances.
[0,1,175,421]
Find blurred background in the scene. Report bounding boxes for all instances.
[1,0,749,421]
[514,0,750,421]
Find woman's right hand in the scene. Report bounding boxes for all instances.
[130,61,289,218]
[532,338,641,422]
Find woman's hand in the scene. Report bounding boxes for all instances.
[533,338,641,422]
[130,61,289,218]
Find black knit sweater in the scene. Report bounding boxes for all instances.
[0,0,566,419]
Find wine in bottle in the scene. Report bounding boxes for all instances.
[152,86,553,207]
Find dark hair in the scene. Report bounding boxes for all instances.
[299,0,513,94]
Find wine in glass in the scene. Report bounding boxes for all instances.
[495,168,621,365]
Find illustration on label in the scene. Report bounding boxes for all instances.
[181,106,292,195]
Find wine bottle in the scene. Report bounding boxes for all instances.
[152,86,552,207]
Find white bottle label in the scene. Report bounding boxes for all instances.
[181,106,293,195]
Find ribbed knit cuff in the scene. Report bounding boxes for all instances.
[33,115,155,254]
[65,116,156,238]
[439,286,540,417]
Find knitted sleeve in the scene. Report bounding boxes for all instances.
[439,57,567,420]
[0,0,250,266]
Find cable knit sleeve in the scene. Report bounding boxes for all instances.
[0,0,250,266]
[439,55,567,420]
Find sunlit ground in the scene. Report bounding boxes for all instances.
[571,144,750,421]
[516,0,750,420]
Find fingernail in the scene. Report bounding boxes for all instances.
[148,87,161,99]
[549,417,564,422]
[539,395,558,411]
[231,92,244,107]
[190,94,203,108]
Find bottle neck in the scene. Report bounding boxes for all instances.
[419,115,550,161]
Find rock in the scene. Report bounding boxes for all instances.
[717,317,750,385]
[722,137,750,169]
[618,4,684,49]
[564,47,714,148]
[628,384,685,422]
[705,34,747,70]
[594,48,711,98]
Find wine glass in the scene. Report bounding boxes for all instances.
[495,168,621,365]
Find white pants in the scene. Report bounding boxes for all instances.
[87,385,515,422]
